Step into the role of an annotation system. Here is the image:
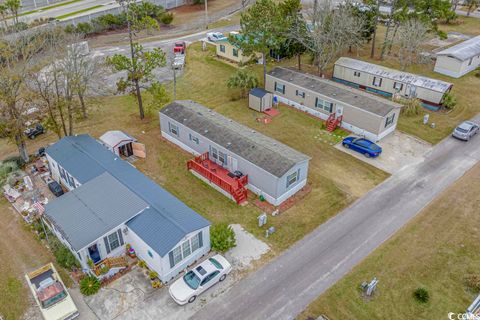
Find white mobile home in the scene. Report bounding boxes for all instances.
[434,35,480,78]
[160,100,310,206]
[266,67,402,141]
[45,135,210,283]
[333,57,453,110]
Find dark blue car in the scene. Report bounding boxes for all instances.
[342,137,382,158]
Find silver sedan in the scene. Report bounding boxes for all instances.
[452,121,479,141]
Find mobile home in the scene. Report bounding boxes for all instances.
[434,35,480,78]
[160,100,310,206]
[214,32,261,65]
[266,67,402,141]
[333,57,453,110]
[45,135,210,283]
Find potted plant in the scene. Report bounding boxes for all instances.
[137,260,146,268]
[151,280,162,289]
[87,258,94,269]
[149,271,158,280]
[126,244,136,258]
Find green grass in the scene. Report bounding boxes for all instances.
[56,5,104,20]
[299,164,480,320]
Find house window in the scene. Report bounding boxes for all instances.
[373,77,382,87]
[393,82,403,91]
[315,97,333,113]
[211,147,218,160]
[295,90,305,98]
[385,113,396,128]
[286,169,300,188]
[168,232,203,268]
[59,167,66,181]
[233,48,239,57]
[107,231,120,251]
[168,122,179,136]
[354,71,361,77]
[218,151,227,165]
[219,45,225,53]
[189,134,199,144]
[274,82,285,94]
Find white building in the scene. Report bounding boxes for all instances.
[434,35,480,78]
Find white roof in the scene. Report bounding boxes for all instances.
[436,35,480,61]
[99,130,136,148]
[335,57,453,93]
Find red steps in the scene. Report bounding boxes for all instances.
[325,113,343,132]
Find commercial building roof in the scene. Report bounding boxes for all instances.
[436,35,480,61]
[99,130,136,149]
[45,172,148,251]
[268,67,402,117]
[45,135,210,256]
[161,100,310,178]
[335,57,453,93]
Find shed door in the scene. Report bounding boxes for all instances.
[132,142,146,158]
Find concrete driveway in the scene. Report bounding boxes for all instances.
[335,131,433,174]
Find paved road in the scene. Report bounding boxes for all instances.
[193,116,480,320]
[456,9,480,18]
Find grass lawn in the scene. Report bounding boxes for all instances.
[0,198,72,320]
[298,163,480,320]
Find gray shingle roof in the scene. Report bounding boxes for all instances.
[45,173,148,251]
[436,35,480,61]
[335,57,453,93]
[250,88,269,98]
[161,100,310,178]
[45,135,210,256]
[268,67,402,117]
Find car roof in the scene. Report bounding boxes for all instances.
[459,121,476,129]
[193,259,218,278]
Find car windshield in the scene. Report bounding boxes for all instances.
[456,126,469,133]
[41,289,67,309]
[183,271,201,290]
[209,258,223,270]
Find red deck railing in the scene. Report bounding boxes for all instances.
[187,152,248,204]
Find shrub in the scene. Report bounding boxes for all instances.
[138,260,147,268]
[75,22,94,35]
[160,12,174,25]
[151,280,162,288]
[396,97,422,117]
[465,274,480,292]
[442,92,457,110]
[50,237,81,270]
[210,224,236,253]
[80,275,101,296]
[64,24,76,33]
[99,265,110,275]
[227,70,259,98]
[413,287,430,303]
[149,271,158,279]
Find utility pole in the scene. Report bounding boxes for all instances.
[205,0,208,29]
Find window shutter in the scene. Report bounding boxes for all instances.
[198,231,203,248]
[104,236,111,254]
[117,229,124,246]
[169,251,175,268]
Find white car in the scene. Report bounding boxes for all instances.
[169,255,232,305]
[206,32,227,42]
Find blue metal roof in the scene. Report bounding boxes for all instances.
[46,135,210,256]
[250,88,269,98]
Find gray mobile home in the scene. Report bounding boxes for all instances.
[434,35,480,78]
[160,100,310,206]
[333,57,453,110]
[266,67,402,142]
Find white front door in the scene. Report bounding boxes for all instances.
[336,104,344,117]
[406,84,417,98]
[229,156,238,172]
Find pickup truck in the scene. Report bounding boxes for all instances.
[25,263,79,320]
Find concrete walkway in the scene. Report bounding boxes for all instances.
[192,116,480,320]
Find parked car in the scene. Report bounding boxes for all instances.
[206,32,227,42]
[169,255,232,305]
[48,181,64,197]
[25,124,45,139]
[452,121,479,141]
[173,41,186,55]
[342,137,382,158]
[25,263,79,320]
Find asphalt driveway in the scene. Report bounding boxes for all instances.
[192,116,480,320]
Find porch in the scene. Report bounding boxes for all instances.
[92,256,129,277]
[187,152,248,204]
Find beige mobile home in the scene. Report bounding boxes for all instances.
[160,100,310,206]
[434,35,480,78]
[266,67,402,141]
[333,57,453,111]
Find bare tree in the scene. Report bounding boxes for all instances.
[396,18,428,70]
[291,0,365,76]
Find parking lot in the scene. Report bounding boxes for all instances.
[335,131,433,174]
